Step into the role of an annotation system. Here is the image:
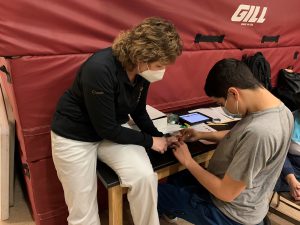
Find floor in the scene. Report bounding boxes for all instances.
[1,177,299,225]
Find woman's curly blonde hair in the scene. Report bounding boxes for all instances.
[112,17,183,71]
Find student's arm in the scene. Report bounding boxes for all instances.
[180,129,229,143]
[187,160,246,202]
[172,141,246,202]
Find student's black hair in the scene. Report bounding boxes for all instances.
[204,58,262,98]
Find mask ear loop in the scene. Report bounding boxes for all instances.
[224,98,228,109]
[137,63,141,74]
[236,100,240,115]
[236,98,243,117]
[229,91,241,116]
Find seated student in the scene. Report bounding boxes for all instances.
[275,94,300,201]
[158,58,294,225]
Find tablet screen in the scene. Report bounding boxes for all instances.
[179,113,210,124]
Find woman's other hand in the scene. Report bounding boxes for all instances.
[152,137,168,154]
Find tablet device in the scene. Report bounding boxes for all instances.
[179,112,212,125]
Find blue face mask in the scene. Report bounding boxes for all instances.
[222,97,242,119]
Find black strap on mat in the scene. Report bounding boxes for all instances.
[194,34,225,43]
[294,51,299,60]
[261,35,280,43]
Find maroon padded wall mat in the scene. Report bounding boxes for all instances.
[20,156,108,225]
[1,0,300,56]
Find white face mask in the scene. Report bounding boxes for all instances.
[222,95,242,118]
[138,64,165,83]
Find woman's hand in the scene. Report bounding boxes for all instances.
[287,174,300,200]
[180,128,201,142]
[152,137,168,154]
[171,141,193,167]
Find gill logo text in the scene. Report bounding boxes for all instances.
[231,4,267,24]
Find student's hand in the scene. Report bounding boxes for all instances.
[180,128,200,142]
[171,141,193,167]
[166,135,178,147]
[152,137,168,154]
[287,175,300,200]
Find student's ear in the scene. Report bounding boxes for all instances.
[228,87,239,100]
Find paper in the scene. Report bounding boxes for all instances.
[146,105,166,120]
[152,117,182,134]
[146,105,181,134]
[191,123,216,132]
[127,105,179,134]
[189,106,240,123]
[127,117,181,134]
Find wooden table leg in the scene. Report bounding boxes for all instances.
[108,185,123,225]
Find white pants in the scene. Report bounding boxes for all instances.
[51,132,100,225]
[98,140,159,225]
[51,132,160,225]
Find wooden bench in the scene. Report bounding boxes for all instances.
[97,141,216,225]
[269,192,300,224]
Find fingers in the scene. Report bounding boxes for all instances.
[170,140,185,148]
[172,142,181,148]
[158,146,167,154]
[166,136,178,146]
[180,128,195,141]
[180,129,190,137]
[160,143,168,154]
[179,139,185,145]
[291,192,299,200]
[175,134,183,139]
[290,187,300,200]
[294,191,300,200]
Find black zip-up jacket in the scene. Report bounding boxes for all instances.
[51,47,163,148]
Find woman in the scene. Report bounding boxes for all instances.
[51,17,182,225]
